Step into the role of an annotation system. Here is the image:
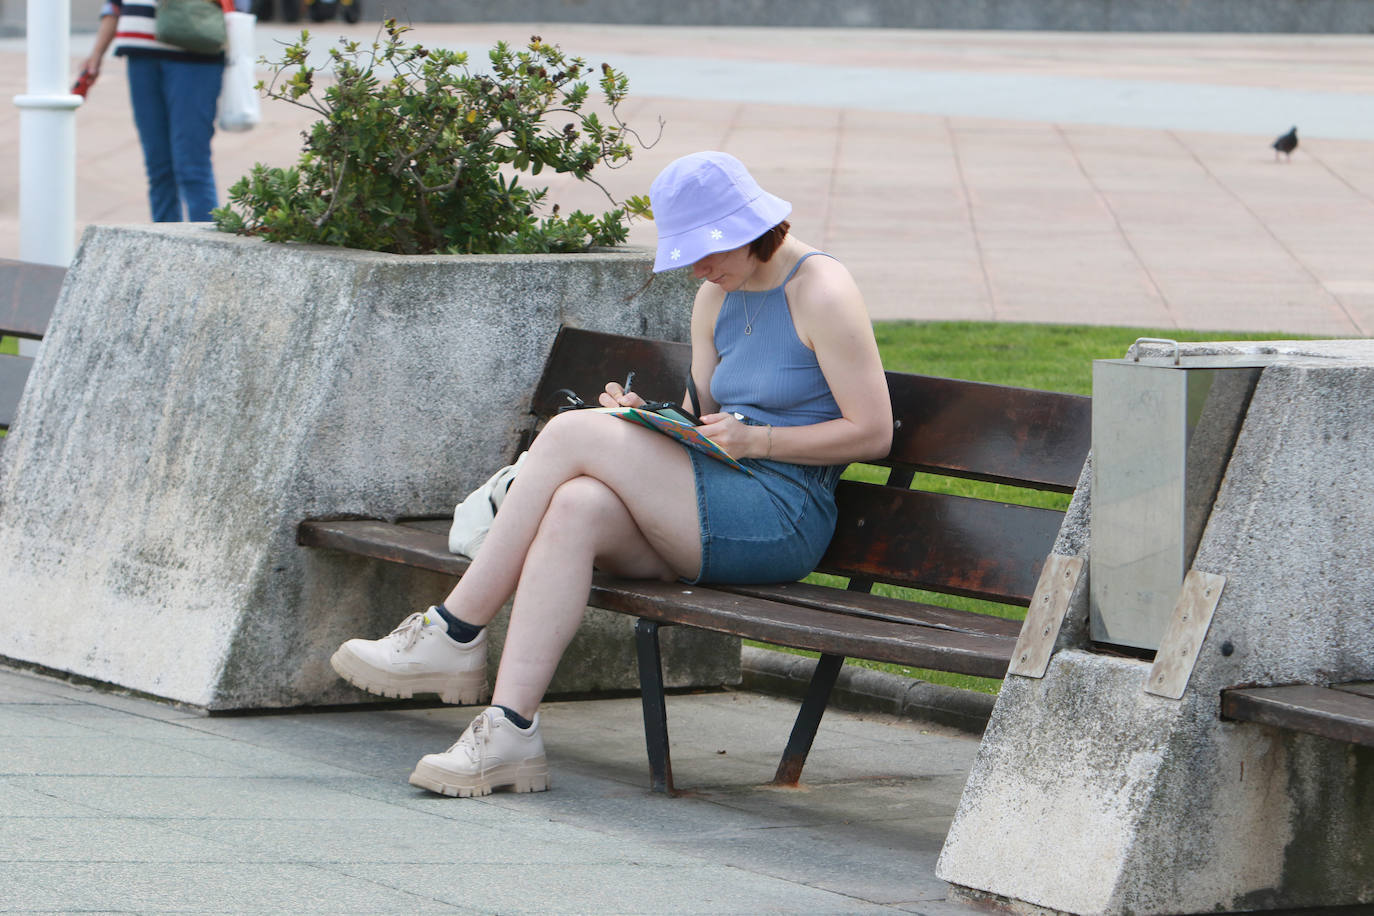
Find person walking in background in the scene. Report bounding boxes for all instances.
[80,0,225,222]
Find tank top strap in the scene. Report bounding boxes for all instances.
[779,251,834,287]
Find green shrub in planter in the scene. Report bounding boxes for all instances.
[213,22,656,254]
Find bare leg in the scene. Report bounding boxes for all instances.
[438,410,702,711]
[489,473,689,717]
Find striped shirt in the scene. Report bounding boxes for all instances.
[102,0,225,62]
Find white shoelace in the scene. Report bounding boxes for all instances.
[447,712,493,768]
[384,612,430,651]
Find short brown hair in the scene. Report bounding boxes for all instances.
[748,220,790,262]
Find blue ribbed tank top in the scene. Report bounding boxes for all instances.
[710,252,843,427]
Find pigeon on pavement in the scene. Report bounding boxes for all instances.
[1272,126,1298,162]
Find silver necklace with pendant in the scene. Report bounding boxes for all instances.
[743,258,789,334]
[742,294,762,335]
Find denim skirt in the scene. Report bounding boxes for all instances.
[685,448,845,585]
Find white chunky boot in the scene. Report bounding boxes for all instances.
[330,608,489,705]
[409,706,550,798]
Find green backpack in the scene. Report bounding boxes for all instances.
[155,0,227,55]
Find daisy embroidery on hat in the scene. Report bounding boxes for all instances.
[649,151,792,273]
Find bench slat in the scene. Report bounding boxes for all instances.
[1221,684,1374,748]
[720,580,1022,639]
[0,258,65,340]
[404,517,456,535]
[531,327,693,417]
[1335,681,1374,700]
[585,577,1015,679]
[0,353,35,429]
[298,518,472,577]
[819,480,1066,606]
[883,373,1090,492]
[297,517,1018,678]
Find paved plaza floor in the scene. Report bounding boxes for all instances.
[1,665,991,914]
[2,24,1373,334]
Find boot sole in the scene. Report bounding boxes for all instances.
[329,647,490,705]
[408,758,551,798]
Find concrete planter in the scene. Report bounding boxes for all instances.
[937,341,1374,914]
[0,224,738,709]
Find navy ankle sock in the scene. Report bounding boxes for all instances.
[496,705,534,730]
[431,603,483,643]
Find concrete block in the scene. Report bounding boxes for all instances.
[938,341,1374,914]
[0,224,737,710]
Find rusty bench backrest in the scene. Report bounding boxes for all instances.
[530,327,1091,608]
[530,327,693,421]
[822,374,1089,607]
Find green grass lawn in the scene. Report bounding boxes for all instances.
[750,320,1316,694]
[873,320,1304,394]
[0,336,15,439]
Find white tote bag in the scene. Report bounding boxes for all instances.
[449,451,527,559]
[217,10,260,132]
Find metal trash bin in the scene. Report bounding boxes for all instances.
[1090,339,1270,652]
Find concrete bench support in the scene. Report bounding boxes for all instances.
[937,343,1374,915]
[0,224,738,710]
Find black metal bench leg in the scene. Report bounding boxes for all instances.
[634,618,675,795]
[773,653,844,786]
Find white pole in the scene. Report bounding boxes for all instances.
[14,0,81,270]
[13,0,81,357]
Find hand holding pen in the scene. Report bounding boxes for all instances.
[599,370,646,409]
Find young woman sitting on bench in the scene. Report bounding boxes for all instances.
[329,151,893,797]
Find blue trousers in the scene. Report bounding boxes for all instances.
[125,55,224,222]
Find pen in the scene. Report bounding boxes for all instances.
[623,371,635,397]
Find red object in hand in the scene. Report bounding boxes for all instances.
[72,69,97,97]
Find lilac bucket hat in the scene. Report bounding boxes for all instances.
[648,151,792,273]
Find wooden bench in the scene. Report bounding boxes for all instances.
[299,326,1092,793]
[1,258,67,439]
[1221,682,1374,749]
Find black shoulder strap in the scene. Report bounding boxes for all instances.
[686,374,702,418]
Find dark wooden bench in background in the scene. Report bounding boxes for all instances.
[1222,682,1374,749]
[299,326,1093,793]
[1,258,66,442]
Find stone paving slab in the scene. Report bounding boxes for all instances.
[0,665,988,914]
[2,24,1372,334]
